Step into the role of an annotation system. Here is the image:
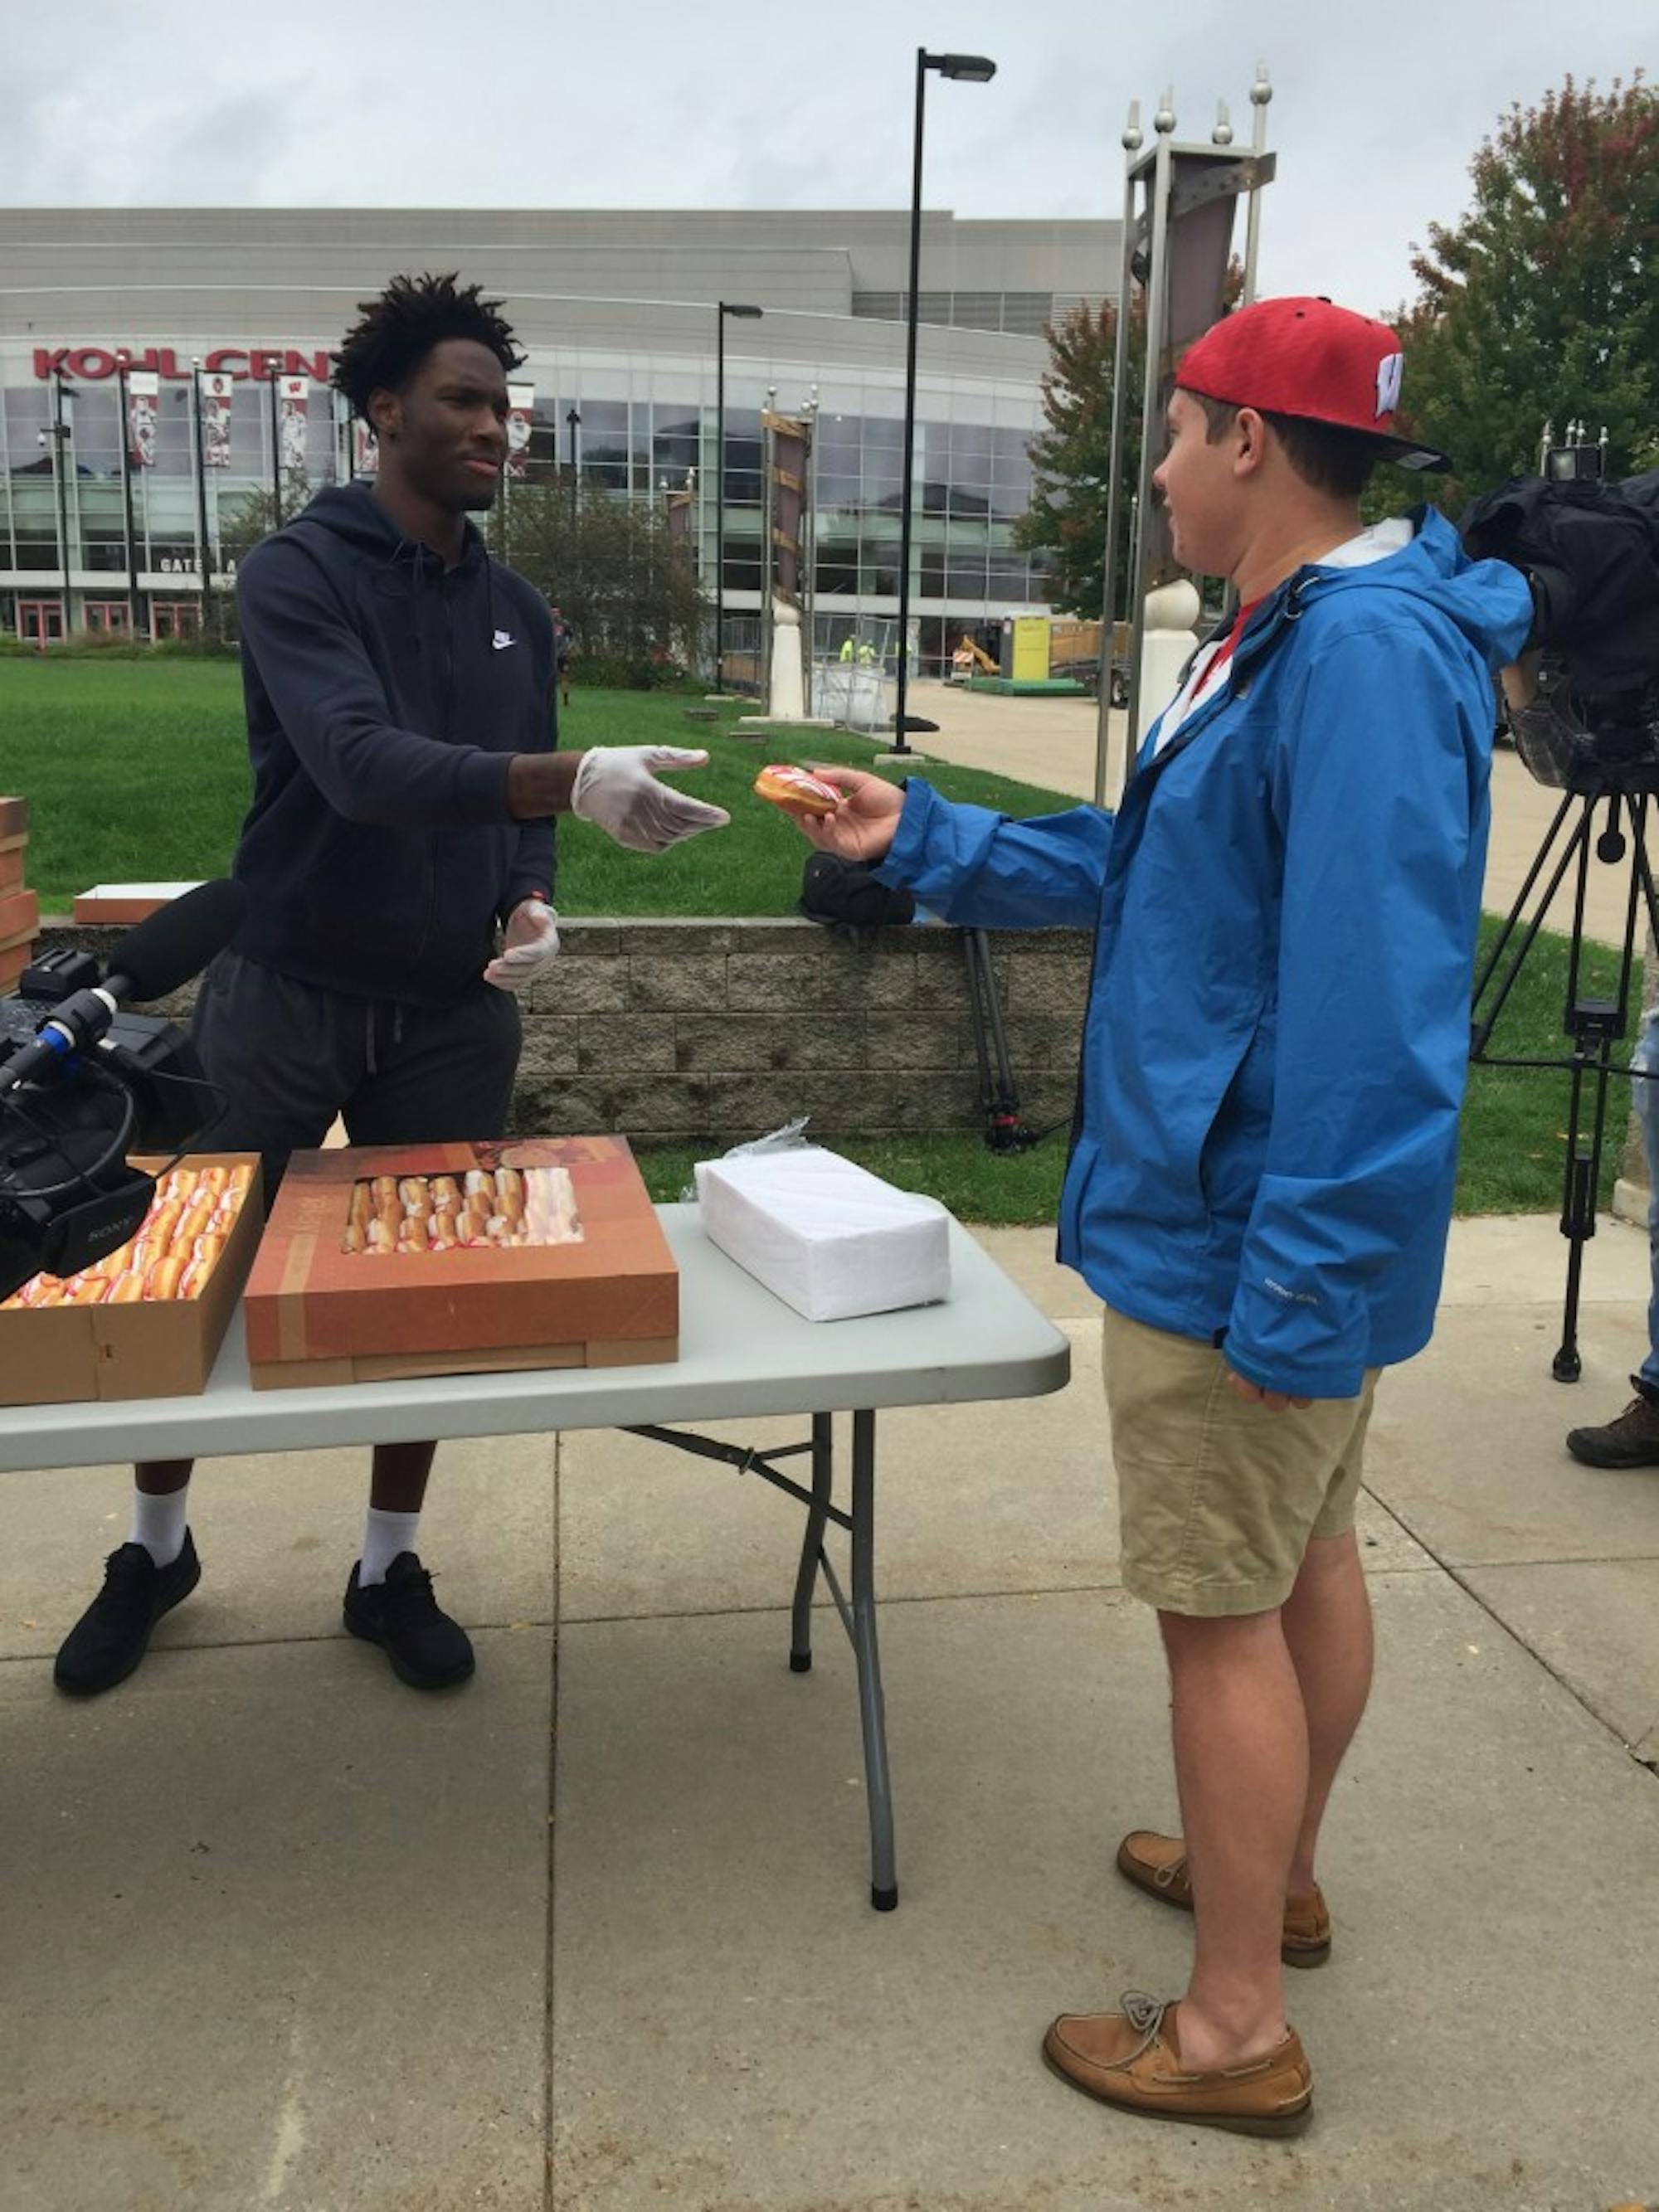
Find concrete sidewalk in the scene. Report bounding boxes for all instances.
[2,1212,1657,2211]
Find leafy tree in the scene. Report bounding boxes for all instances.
[1014,298,1145,617]
[505,481,707,676]
[218,469,316,570]
[1394,74,1658,501]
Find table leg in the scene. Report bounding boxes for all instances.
[789,1412,834,1674]
[849,1407,897,1910]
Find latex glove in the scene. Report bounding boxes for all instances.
[570,746,731,853]
[484,897,562,991]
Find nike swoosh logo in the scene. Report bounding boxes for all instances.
[492,630,517,651]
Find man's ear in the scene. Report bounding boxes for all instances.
[1233,406,1270,479]
[367,387,401,443]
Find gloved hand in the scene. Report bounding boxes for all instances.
[484,896,562,991]
[570,746,731,853]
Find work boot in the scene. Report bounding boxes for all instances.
[1117,1830,1331,1966]
[54,1533,202,1696]
[1565,1388,1659,1469]
[343,1553,474,1689]
[1043,1991,1312,2137]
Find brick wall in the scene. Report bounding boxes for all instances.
[32,916,1093,1146]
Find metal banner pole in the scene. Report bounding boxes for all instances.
[1121,127,1175,766]
[1093,107,1145,809]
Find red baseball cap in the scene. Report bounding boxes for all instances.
[1175,296,1451,473]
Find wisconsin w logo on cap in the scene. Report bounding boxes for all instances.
[1375,352,1404,420]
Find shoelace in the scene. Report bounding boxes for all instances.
[100,1546,156,1592]
[382,1566,442,1620]
[1118,1991,1170,2058]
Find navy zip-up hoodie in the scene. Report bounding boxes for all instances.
[230,483,557,1007]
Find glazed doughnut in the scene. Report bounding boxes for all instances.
[752,763,842,819]
[340,1223,367,1255]
[106,1272,147,1304]
[371,1175,400,1209]
[145,1257,186,1301]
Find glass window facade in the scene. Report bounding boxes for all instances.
[0,339,1053,665]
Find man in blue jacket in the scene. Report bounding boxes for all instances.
[54,273,727,1700]
[800,298,1533,2133]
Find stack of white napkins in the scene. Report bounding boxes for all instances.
[694,1147,951,1322]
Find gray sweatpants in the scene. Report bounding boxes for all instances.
[190,950,522,1206]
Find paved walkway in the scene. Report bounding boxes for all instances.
[2,1213,1657,2210]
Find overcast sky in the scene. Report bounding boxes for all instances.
[7,0,1651,318]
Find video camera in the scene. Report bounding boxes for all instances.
[0,880,246,1300]
[1460,466,1659,789]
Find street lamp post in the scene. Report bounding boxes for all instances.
[189,361,215,641]
[116,364,141,638]
[894,48,996,756]
[715,301,762,693]
[48,368,74,631]
[267,367,284,528]
[565,406,581,479]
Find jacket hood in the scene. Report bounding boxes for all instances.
[294,482,488,574]
[1294,504,1534,671]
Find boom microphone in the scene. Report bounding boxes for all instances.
[0,879,246,1096]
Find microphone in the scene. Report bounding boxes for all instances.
[0,879,246,1096]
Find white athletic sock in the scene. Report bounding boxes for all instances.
[360,1506,422,1587]
[130,1485,189,1569]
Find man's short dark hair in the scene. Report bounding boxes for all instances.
[333,272,524,421]
[1192,391,1379,500]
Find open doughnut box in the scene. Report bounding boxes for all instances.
[242,1135,679,1389]
[0,1154,265,1407]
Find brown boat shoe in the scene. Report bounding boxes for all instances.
[1043,1991,1312,2137]
[1116,1830,1332,1966]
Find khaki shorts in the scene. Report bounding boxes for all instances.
[1102,1307,1379,1619]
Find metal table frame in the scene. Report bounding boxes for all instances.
[2,1206,1071,1910]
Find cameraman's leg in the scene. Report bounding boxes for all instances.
[1567,1005,1659,1464]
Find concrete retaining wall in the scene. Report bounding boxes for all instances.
[34,916,1093,1147]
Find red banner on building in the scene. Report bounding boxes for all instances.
[507,382,535,480]
[126,369,159,469]
[201,372,235,468]
[279,376,309,474]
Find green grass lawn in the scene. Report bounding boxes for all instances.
[0,658,1637,1222]
[0,659,1076,915]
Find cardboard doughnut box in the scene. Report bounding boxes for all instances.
[0,1154,264,1406]
[243,1135,678,1389]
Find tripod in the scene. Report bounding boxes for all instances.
[1472,756,1659,1380]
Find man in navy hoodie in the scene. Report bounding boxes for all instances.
[54,273,727,1699]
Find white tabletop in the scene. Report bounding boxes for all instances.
[0,1205,1072,1472]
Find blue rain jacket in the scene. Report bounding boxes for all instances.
[882,508,1534,1397]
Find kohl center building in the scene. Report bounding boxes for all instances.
[0,207,1115,663]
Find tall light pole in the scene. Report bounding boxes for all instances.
[48,368,74,631]
[565,406,581,479]
[715,301,761,692]
[895,48,996,756]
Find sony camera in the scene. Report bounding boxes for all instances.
[1461,467,1659,790]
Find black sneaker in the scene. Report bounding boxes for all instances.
[53,1532,202,1696]
[1566,1390,1659,1469]
[343,1553,474,1689]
